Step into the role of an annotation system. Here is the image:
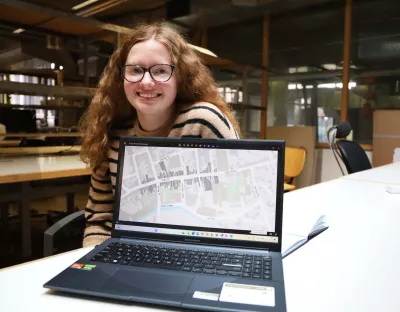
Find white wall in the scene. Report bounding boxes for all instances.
[314,148,373,183]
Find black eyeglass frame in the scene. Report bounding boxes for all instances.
[121,64,176,83]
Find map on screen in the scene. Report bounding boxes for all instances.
[118,145,278,233]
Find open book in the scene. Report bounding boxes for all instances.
[281,201,329,258]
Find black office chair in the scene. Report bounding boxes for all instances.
[327,121,372,175]
[336,140,372,174]
[43,210,85,257]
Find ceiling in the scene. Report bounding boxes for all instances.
[0,0,399,81]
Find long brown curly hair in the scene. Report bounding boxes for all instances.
[79,21,240,169]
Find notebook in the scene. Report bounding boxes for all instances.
[44,137,287,312]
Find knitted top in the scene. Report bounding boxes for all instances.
[83,102,239,247]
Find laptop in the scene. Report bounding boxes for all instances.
[44,137,287,312]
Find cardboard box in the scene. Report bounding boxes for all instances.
[373,110,400,167]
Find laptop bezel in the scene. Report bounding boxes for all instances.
[111,136,285,253]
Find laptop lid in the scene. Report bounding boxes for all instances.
[112,137,285,253]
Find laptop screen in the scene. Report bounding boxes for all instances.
[113,137,284,249]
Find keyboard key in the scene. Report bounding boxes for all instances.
[263,274,272,280]
[252,274,261,279]
[181,267,192,272]
[242,273,251,278]
[216,266,242,272]
[203,269,215,274]
[192,268,203,273]
[229,272,242,277]
[216,270,228,275]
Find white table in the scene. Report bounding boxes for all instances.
[0,155,90,258]
[283,178,400,312]
[1,165,400,311]
[341,161,400,185]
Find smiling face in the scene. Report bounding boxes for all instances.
[123,39,178,124]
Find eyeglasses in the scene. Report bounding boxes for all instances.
[122,64,175,83]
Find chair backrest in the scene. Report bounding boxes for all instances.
[336,140,372,174]
[284,146,307,185]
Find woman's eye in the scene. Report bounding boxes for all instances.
[132,68,143,74]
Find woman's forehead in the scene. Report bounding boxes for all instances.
[125,39,172,65]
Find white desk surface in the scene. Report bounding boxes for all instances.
[0,155,90,183]
[283,178,400,312]
[1,169,400,311]
[342,161,400,185]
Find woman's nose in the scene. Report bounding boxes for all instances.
[140,71,155,88]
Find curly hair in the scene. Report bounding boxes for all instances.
[79,21,240,169]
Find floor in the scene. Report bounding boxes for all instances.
[0,193,88,269]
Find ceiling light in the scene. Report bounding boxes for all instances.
[13,28,25,34]
[72,0,99,11]
[50,63,55,70]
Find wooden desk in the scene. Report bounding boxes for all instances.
[0,155,90,184]
[0,155,91,258]
[0,132,81,138]
[0,140,20,147]
[1,168,400,311]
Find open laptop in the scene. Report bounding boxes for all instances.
[44,137,287,312]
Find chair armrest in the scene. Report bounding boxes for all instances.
[43,210,85,257]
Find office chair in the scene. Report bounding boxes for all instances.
[327,121,372,175]
[43,210,85,257]
[284,146,307,191]
[336,140,372,174]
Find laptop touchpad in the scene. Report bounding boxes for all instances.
[100,269,193,301]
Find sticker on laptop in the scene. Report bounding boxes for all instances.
[70,263,84,269]
[70,263,96,271]
[193,291,219,301]
[219,282,275,307]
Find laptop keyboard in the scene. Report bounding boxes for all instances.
[90,242,273,280]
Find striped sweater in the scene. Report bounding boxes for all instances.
[83,102,239,247]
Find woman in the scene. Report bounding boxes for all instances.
[79,21,240,247]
